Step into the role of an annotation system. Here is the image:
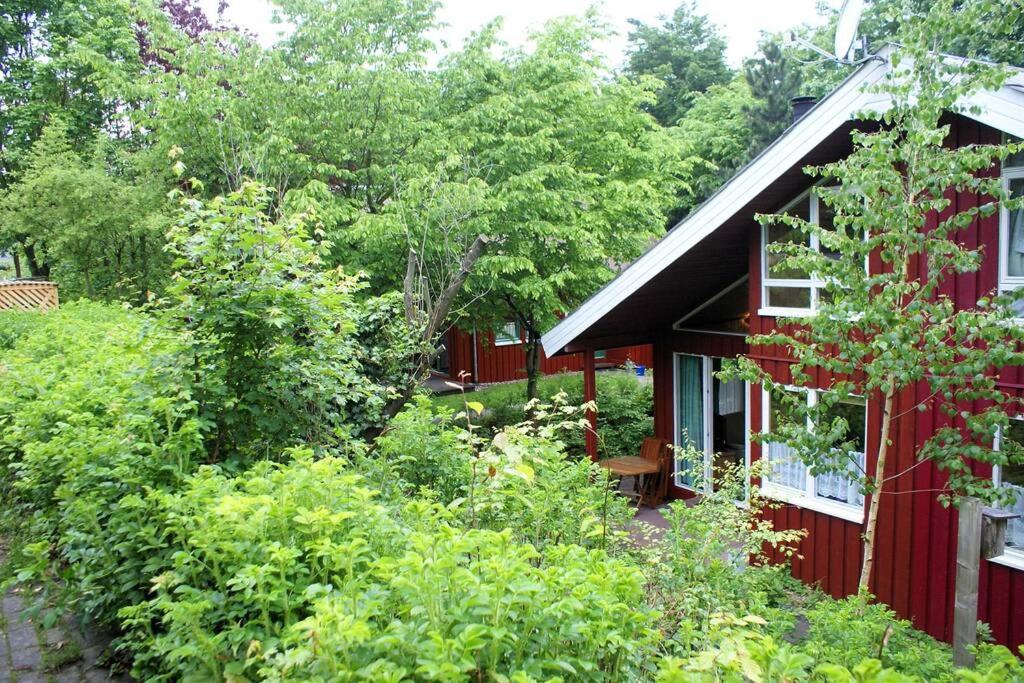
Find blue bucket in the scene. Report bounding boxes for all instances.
[635,365,646,377]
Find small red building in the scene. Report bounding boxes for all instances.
[543,47,1024,651]
[434,325,651,385]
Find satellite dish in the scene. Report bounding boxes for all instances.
[834,0,865,61]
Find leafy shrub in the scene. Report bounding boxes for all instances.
[640,459,806,653]
[118,452,658,681]
[469,408,632,550]
[370,396,472,503]
[163,182,387,459]
[0,309,42,349]
[593,371,655,458]
[0,301,204,625]
[441,370,654,458]
[800,593,953,680]
[655,619,1024,682]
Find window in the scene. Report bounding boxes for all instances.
[993,419,1024,562]
[494,321,522,346]
[760,188,846,315]
[761,387,867,522]
[998,139,1024,317]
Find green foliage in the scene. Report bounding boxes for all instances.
[0,309,42,349]
[0,301,204,625]
[0,0,141,189]
[467,397,633,551]
[116,451,657,681]
[800,595,952,680]
[624,1,733,126]
[656,615,815,682]
[742,38,802,157]
[672,78,756,218]
[433,371,654,459]
[371,396,472,503]
[0,122,171,298]
[641,460,807,653]
[429,14,690,398]
[163,181,387,460]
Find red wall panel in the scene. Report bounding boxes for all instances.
[440,329,652,384]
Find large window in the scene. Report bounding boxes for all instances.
[494,321,522,346]
[998,143,1024,317]
[760,189,840,315]
[761,387,867,522]
[993,419,1024,564]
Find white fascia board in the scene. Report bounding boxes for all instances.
[541,53,893,357]
[961,81,1024,139]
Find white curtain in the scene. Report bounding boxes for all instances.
[718,378,743,415]
[765,441,806,491]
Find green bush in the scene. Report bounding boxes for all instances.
[118,452,659,681]
[163,182,388,459]
[800,593,953,680]
[0,309,42,349]
[469,405,633,551]
[436,370,654,459]
[370,396,472,503]
[640,460,807,653]
[0,301,204,625]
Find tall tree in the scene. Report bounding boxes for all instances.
[671,77,755,221]
[742,37,803,158]
[0,122,170,299]
[453,16,690,400]
[0,0,142,274]
[726,0,1024,592]
[624,1,732,126]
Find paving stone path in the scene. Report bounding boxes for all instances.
[0,548,129,682]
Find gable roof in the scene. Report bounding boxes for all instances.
[542,46,1024,357]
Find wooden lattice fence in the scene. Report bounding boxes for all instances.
[0,281,59,312]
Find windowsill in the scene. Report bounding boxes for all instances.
[760,483,865,524]
[758,307,815,318]
[988,549,1024,572]
[493,340,522,347]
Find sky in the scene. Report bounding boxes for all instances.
[198,0,836,67]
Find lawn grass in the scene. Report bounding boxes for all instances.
[430,372,585,412]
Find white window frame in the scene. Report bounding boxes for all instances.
[990,419,1024,571]
[998,162,1024,303]
[760,189,824,317]
[759,386,867,523]
[759,187,866,318]
[494,321,522,346]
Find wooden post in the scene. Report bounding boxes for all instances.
[953,497,983,668]
[583,348,598,461]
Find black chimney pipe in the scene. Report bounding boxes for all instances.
[791,96,817,124]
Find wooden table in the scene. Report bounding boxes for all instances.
[598,456,662,507]
[598,456,660,477]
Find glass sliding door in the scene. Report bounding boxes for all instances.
[674,354,705,488]
[674,353,749,495]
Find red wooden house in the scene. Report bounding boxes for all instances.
[434,325,652,385]
[543,46,1024,651]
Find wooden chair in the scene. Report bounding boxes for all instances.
[638,437,670,507]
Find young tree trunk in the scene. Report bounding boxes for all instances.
[11,250,21,278]
[524,327,541,402]
[859,386,895,591]
[366,235,489,439]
